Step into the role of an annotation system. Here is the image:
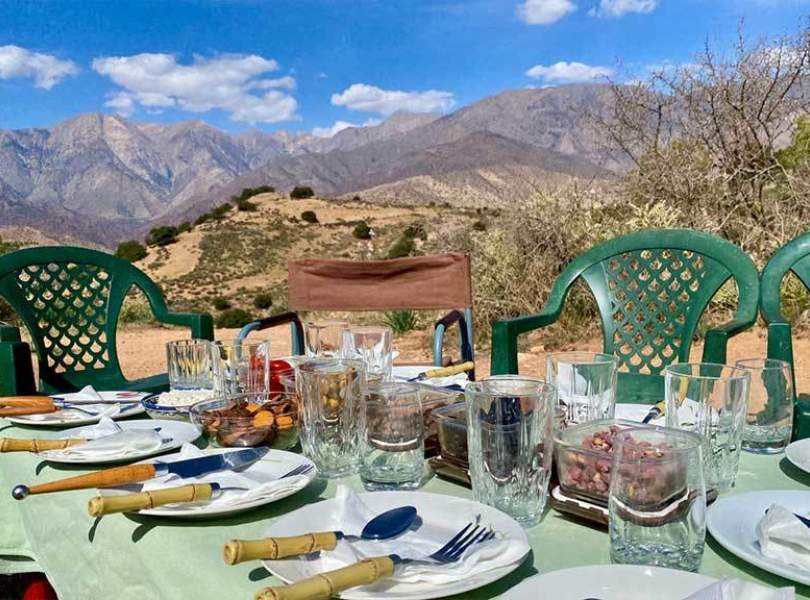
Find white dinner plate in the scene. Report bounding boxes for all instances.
[6,391,147,427]
[38,419,201,464]
[708,489,810,586]
[785,439,810,475]
[501,565,715,599]
[614,403,658,423]
[262,491,529,600]
[97,447,316,518]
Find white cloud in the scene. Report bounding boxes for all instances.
[0,45,78,89]
[312,117,382,138]
[525,61,613,83]
[589,0,657,17]
[92,52,298,123]
[517,0,576,25]
[331,83,454,116]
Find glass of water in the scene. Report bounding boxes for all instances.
[296,358,366,478]
[342,325,394,381]
[734,358,793,454]
[361,381,424,490]
[166,339,217,391]
[304,320,350,358]
[609,426,706,572]
[211,339,270,395]
[546,352,618,426]
[664,363,750,492]
[465,375,556,526]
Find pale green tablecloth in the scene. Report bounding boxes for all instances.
[2,417,810,599]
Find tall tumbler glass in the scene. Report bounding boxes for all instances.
[735,358,794,454]
[211,339,270,395]
[296,358,366,478]
[361,381,424,490]
[342,325,394,382]
[546,352,619,426]
[465,375,556,526]
[609,426,707,572]
[304,320,350,358]
[166,339,217,391]
[664,363,750,492]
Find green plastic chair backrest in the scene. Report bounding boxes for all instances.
[0,246,171,392]
[544,229,759,380]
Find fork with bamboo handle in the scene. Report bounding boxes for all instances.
[223,533,340,565]
[88,483,215,517]
[0,438,87,452]
[0,397,57,417]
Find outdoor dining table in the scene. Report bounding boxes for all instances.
[2,417,810,599]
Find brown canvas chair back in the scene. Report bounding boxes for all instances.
[288,253,472,312]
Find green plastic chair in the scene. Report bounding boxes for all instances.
[0,246,214,396]
[760,231,810,439]
[490,229,760,404]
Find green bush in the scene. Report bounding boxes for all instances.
[212,297,232,310]
[216,308,254,329]
[145,225,178,246]
[384,310,419,334]
[404,223,427,241]
[115,240,147,262]
[195,212,213,225]
[177,221,192,234]
[300,210,319,224]
[353,220,372,239]
[472,220,487,232]
[119,300,153,324]
[235,185,275,202]
[253,292,273,310]
[387,235,416,259]
[290,186,315,199]
[237,199,258,212]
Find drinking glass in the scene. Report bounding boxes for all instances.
[735,358,794,454]
[465,375,556,526]
[304,320,350,358]
[166,339,216,391]
[342,325,393,381]
[296,358,366,478]
[361,381,424,490]
[546,352,618,426]
[609,426,707,572]
[211,339,270,395]
[664,363,750,492]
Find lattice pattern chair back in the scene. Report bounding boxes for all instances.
[0,247,176,392]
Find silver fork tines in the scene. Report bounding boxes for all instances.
[429,522,497,563]
[281,464,314,479]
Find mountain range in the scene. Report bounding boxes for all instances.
[0,83,622,245]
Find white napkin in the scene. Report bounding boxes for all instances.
[310,486,524,586]
[39,419,163,459]
[684,577,794,599]
[757,504,810,572]
[54,385,106,404]
[139,444,310,509]
[423,373,468,388]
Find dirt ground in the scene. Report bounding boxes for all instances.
[117,325,810,393]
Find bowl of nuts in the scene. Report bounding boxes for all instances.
[555,418,651,505]
[189,391,299,449]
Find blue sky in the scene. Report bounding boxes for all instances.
[0,0,808,135]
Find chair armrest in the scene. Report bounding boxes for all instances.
[794,394,810,441]
[152,310,214,340]
[490,310,560,375]
[236,312,304,353]
[0,325,36,396]
[701,318,755,365]
[433,310,474,379]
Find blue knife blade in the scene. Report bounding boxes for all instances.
[154,447,269,479]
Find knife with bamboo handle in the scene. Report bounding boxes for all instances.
[406,362,475,381]
[0,438,87,452]
[88,483,216,516]
[0,397,57,417]
[11,447,268,500]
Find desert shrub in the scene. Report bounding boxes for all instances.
[216,308,254,329]
[384,310,419,334]
[177,221,192,234]
[290,186,315,199]
[195,212,213,225]
[300,210,319,223]
[387,235,416,259]
[145,225,178,247]
[353,220,372,239]
[212,297,232,310]
[212,203,232,219]
[119,299,153,324]
[352,195,362,201]
[115,240,147,262]
[253,292,273,310]
[471,220,487,232]
[237,199,258,212]
[235,186,274,202]
[404,223,427,241]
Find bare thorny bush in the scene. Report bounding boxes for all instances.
[437,23,810,346]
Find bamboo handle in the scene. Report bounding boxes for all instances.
[0,438,87,452]
[255,556,395,600]
[12,463,158,500]
[0,397,56,417]
[424,361,475,379]
[88,483,214,516]
[224,532,338,565]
